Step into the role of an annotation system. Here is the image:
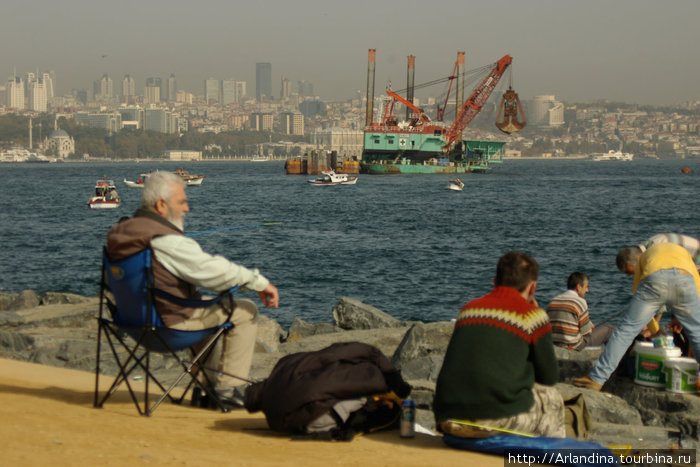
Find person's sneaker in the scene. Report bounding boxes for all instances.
[213,386,246,410]
[572,376,603,391]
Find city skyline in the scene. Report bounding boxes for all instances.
[1,0,699,106]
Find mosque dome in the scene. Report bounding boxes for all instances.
[50,129,70,139]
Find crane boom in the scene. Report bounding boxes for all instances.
[443,54,512,151]
[383,89,432,125]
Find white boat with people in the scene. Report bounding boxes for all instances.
[307,170,358,186]
[123,172,152,188]
[174,168,206,186]
[592,150,634,162]
[124,169,205,187]
[88,179,121,209]
[123,178,145,188]
[446,179,465,191]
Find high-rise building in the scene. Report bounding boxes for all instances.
[24,72,35,99]
[94,74,113,101]
[41,72,54,101]
[250,112,273,131]
[280,112,304,135]
[176,90,193,104]
[6,76,24,109]
[221,79,238,105]
[298,80,313,97]
[145,77,162,103]
[75,111,121,132]
[118,107,144,129]
[28,78,47,112]
[204,78,220,104]
[235,81,247,101]
[219,80,247,105]
[166,74,177,102]
[280,76,290,100]
[530,95,565,127]
[144,82,161,104]
[145,108,171,133]
[122,74,135,102]
[256,62,272,101]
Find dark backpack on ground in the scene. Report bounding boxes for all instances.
[244,342,411,440]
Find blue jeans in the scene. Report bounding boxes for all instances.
[590,269,700,384]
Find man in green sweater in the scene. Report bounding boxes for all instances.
[434,251,565,438]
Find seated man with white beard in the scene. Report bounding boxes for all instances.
[106,171,279,407]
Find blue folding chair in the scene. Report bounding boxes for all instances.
[94,247,238,416]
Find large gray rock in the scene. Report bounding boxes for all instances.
[555,345,604,381]
[285,317,339,342]
[255,314,285,353]
[605,378,700,441]
[0,293,16,311]
[278,326,410,359]
[7,290,40,311]
[332,297,402,330]
[391,322,453,381]
[39,292,93,306]
[0,299,99,329]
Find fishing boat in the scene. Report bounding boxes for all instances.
[88,179,121,209]
[446,179,465,191]
[174,169,205,186]
[307,170,358,186]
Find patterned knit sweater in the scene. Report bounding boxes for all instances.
[433,286,559,423]
[546,289,592,350]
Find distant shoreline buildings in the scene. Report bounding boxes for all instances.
[1,63,700,160]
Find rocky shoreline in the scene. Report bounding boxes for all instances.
[1,291,699,450]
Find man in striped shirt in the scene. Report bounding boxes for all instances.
[546,272,615,350]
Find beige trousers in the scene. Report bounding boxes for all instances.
[169,298,258,389]
[439,383,566,438]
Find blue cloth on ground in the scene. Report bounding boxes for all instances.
[442,434,619,466]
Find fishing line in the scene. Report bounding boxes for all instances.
[186,222,282,237]
[448,419,535,438]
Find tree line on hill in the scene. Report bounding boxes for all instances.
[0,115,306,159]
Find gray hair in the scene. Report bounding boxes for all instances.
[140,171,185,209]
[616,246,642,272]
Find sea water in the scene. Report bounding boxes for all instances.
[1,159,698,329]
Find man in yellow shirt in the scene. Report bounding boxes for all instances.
[574,243,700,390]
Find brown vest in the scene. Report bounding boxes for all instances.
[106,209,201,326]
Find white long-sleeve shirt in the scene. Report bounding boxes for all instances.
[150,234,270,293]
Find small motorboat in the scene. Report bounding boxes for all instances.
[88,179,121,209]
[446,179,464,191]
[307,170,358,186]
[123,177,145,188]
[124,170,155,188]
[174,169,205,186]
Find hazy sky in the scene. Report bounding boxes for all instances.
[2,0,698,106]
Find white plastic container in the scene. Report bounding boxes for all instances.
[662,357,699,393]
[633,341,681,387]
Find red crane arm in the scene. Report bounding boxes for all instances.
[385,89,431,124]
[437,61,459,121]
[443,55,512,150]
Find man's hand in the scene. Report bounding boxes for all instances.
[258,283,279,309]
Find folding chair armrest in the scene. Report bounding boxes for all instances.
[152,286,239,309]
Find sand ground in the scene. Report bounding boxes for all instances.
[0,358,504,466]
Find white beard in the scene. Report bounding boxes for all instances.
[168,214,185,231]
